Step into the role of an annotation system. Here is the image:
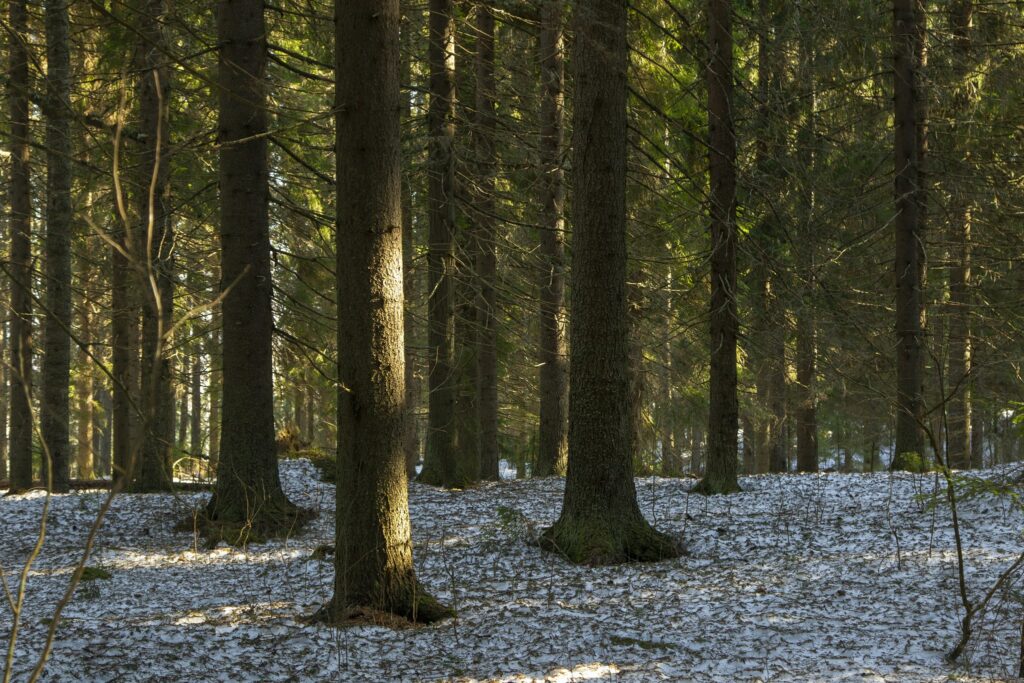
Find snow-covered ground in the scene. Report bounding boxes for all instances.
[2,461,1023,682]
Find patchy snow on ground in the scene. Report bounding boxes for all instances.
[2,461,1023,682]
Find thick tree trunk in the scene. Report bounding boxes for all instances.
[206,0,299,536]
[696,0,740,494]
[534,0,569,478]
[539,0,678,565]
[134,0,175,492]
[891,0,926,470]
[325,0,449,624]
[419,0,460,487]
[6,0,33,491]
[40,0,74,493]
[475,3,500,482]
[400,13,421,479]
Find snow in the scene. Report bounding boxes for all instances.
[2,461,1023,682]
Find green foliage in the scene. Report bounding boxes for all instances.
[79,566,112,582]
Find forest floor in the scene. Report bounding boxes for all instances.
[2,460,1023,682]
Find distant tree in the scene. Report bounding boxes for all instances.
[539,0,679,564]
[6,0,34,492]
[695,0,740,494]
[40,0,74,492]
[133,0,176,492]
[325,0,450,623]
[891,0,925,470]
[534,0,568,478]
[419,0,461,487]
[206,0,300,536]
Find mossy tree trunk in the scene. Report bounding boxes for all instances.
[7,0,34,493]
[534,0,568,478]
[206,0,299,536]
[41,0,74,493]
[695,0,741,495]
[326,0,450,624]
[539,0,679,566]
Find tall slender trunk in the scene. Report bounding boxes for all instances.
[111,215,139,484]
[326,0,449,624]
[697,0,740,494]
[190,355,201,457]
[535,0,569,477]
[419,0,460,487]
[207,327,221,468]
[539,0,678,565]
[40,0,74,492]
[794,7,818,473]
[177,365,189,450]
[0,318,8,480]
[946,0,973,470]
[207,0,298,533]
[75,306,95,479]
[134,0,175,491]
[475,3,499,481]
[891,0,926,469]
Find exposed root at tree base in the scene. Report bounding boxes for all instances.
[690,478,743,496]
[539,513,682,565]
[180,499,315,547]
[312,588,453,627]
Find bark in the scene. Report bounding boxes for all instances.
[695,0,740,494]
[40,0,74,492]
[206,0,299,534]
[177,365,189,450]
[94,385,112,477]
[419,0,460,487]
[400,12,421,479]
[75,305,95,479]
[190,356,201,456]
[794,8,818,474]
[539,0,678,565]
[133,0,175,492]
[111,217,139,484]
[0,319,8,480]
[325,0,450,624]
[207,324,220,468]
[534,0,569,477]
[945,0,973,470]
[6,0,32,490]
[891,0,926,470]
[475,2,500,482]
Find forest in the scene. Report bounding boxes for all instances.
[1,0,1023,680]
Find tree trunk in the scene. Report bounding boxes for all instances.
[40,0,74,493]
[177,363,189,451]
[325,0,449,624]
[133,0,175,492]
[7,0,33,492]
[75,305,95,479]
[945,0,973,470]
[0,317,8,480]
[190,355,202,456]
[207,325,220,468]
[401,12,421,479]
[419,0,460,487]
[475,2,500,482]
[206,0,299,535]
[696,0,740,494]
[538,0,678,565]
[111,216,139,485]
[535,0,569,478]
[891,0,926,470]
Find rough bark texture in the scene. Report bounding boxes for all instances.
[475,4,500,481]
[133,0,175,492]
[419,0,460,488]
[539,0,679,565]
[400,14,421,479]
[325,0,450,624]
[534,0,569,478]
[41,0,74,493]
[891,0,926,470]
[696,0,741,494]
[7,0,33,492]
[794,9,818,474]
[111,217,139,485]
[945,0,973,470]
[206,0,299,536]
